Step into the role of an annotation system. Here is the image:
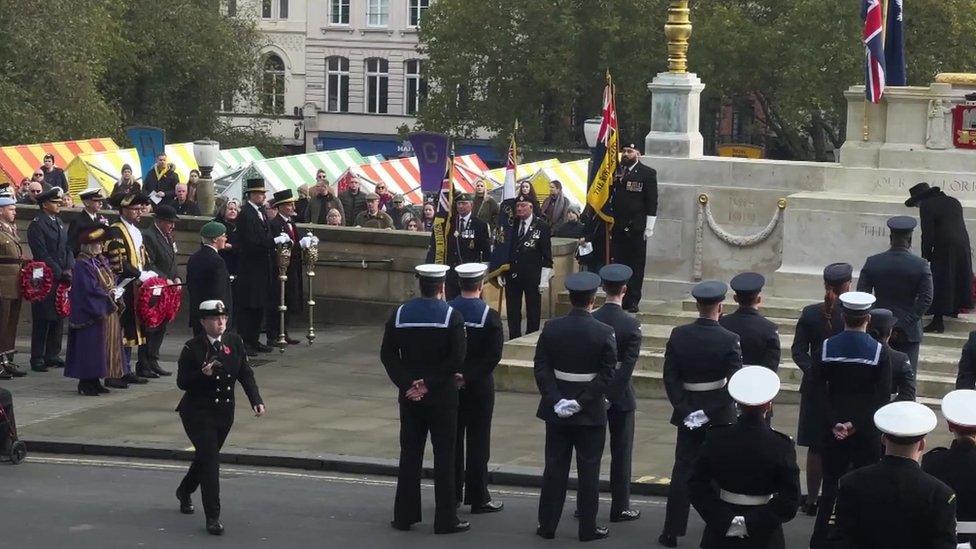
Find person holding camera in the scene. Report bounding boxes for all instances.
[175,300,266,536]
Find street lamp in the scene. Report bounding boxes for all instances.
[193,139,219,216]
[583,117,603,149]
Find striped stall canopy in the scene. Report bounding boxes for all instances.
[217,148,366,199]
[485,158,561,189]
[64,142,200,199]
[528,159,589,208]
[0,138,119,186]
[363,154,385,164]
[347,154,490,205]
[213,146,265,179]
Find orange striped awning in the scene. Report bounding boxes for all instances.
[0,138,120,187]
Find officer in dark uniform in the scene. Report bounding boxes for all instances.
[829,401,956,548]
[66,187,109,256]
[186,222,232,337]
[534,271,617,541]
[923,389,976,545]
[593,264,643,522]
[175,300,265,536]
[867,308,916,401]
[792,262,851,516]
[857,215,934,370]
[660,280,743,548]
[448,263,505,514]
[719,272,780,371]
[809,291,893,548]
[956,332,976,389]
[380,264,469,535]
[689,366,801,549]
[609,142,657,313]
[503,196,553,339]
[426,193,492,299]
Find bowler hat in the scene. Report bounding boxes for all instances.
[154,204,179,222]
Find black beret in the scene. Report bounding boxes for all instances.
[598,264,633,284]
[730,272,765,296]
[868,308,896,332]
[565,272,601,293]
[692,280,727,304]
[823,262,853,285]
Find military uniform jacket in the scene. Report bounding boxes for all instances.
[0,221,24,299]
[923,438,976,541]
[956,330,976,389]
[447,297,503,386]
[663,318,743,427]
[857,248,934,343]
[533,308,617,426]
[235,202,275,309]
[176,332,262,413]
[791,302,844,394]
[610,161,658,233]
[888,344,916,401]
[66,210,109,256]
[812,330,892,439]
[268,214,303,311]
[27,213,74,321]
[425,215,492,266]
[105,221,150,346]
[831,456,956,549]
[186,245,231,328]
[593,302,642,412]
[689,414,801,549]
[720,307,781,371]
[507,215,553,286]
[143,224,178,280]
[380,297,466,408]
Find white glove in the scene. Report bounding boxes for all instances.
[110,287,124,300]
[644,215,657,240]
[497,276,506,288]
[725,516,748,538]
[958,544,973,549]
[138,271,157,283]
[299,235,314,248]
[554,399,582,418]
[539,267,553,291]
[683,409,710,429]
[274,233,291,245]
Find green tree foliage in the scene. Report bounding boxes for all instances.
[0,0,264,146]
[420,0,976,160]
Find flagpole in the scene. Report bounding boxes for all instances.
[881,0,889,44]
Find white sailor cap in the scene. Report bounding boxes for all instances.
[941,389,976,428]
[728,366,780,406]
[415,263,450,280]
[79,187,106,200]
[454,263,487,279]
[839,291,875,313]
[874,401,938,438]
[199,300,228,317]
[0,195,15,207]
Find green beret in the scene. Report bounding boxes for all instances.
[200,221,227,239]
[455,193,474,203]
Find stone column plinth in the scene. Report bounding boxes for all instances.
[645,72,705,158]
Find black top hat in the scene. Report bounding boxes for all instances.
[154,204,179,222]
[245,178,267,194]
[271,189,296,206]
[905,182,941,207]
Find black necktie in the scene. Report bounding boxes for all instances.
[519,222,527,239]
[212,339,222,353]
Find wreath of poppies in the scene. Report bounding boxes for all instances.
[55,282,71,318]
[136,276,181,329]
[19,260,53,302]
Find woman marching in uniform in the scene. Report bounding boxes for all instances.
[175,300,266,535]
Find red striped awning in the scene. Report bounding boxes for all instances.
[0,138,119,186]
[346,154,489,205]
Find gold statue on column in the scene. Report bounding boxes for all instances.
[666,0,692,73]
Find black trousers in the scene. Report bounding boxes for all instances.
[238,307,264,347]
[608,407,635,516]
[179,410,234,520]
[892,339,920,372]
[444,270,461,301]
[455,377,495,506]
[30,318,63,367]
[264,308,291,344]
[136,324,167,373]
[663,426,708,537]
[611,229,646,309]
[504,274,541,340]
[538,423,606,539]
[394,400,459,532]
[810,432,882,548]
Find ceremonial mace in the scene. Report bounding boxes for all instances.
[301,231,318,345]
[275,241,292,353]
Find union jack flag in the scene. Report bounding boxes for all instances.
[862,0,886,103]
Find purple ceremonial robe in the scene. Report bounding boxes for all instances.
[64,257,115,380]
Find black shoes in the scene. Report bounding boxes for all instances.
[471,500,504,514]
[434,520,470,534]
[136,368,159,379]
[77,381,100,396]
[255,342,274,353]
[580,526,610,541]
[610,509,641,522]
[536,526,555,539]
[123,372,149,384]
[151,364,172,376]
[658,533,678,547]
[1,363,26,378]
[47,359,65,369]
[390,521,412,531]
[801,498,819,516]
[285,336,301,345]
[105,378,129,389]
[31,364,48,373]
[924,318,945,333]
[244,347,259,357]
[95,380,110,394]
[624,304,640,313]
[206,518,224,535]
[176,488,194,514]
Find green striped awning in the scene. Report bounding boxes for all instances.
[216,148,366,199]
[213,147,265,179]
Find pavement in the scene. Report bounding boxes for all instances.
[0,320,956,488]
[0,455,818,548]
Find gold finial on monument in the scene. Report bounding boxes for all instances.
[665,0,692,73]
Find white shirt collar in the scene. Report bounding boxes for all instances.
[204,244,218,252]
[522,215,533,227]
[207,335,221,346]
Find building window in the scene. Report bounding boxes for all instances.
[367,0,389,27]
[408,0,429,27]
[365,58,389,114]
[220,91,235,112]
[262,0,272,18]
[226,0,237,16]
[279,0,288,18]
[404,60,427,116]
[326,57,350,113]
[262,54,286,114]
[330,0,350,24]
